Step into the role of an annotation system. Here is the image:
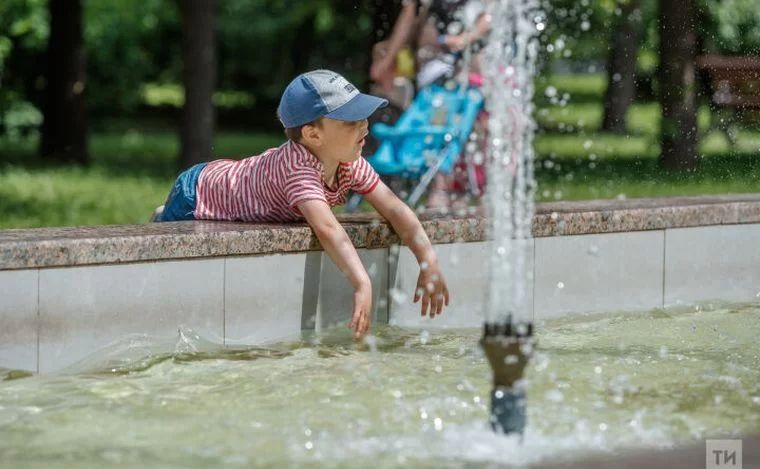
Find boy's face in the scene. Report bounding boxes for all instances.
[316,117,369,163]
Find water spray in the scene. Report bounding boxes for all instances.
[479,0,542,435]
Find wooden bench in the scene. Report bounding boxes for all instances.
[697,55,760,145]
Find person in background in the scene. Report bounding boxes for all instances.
[369,0,492,212]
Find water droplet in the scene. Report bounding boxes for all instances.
[588,245,599,256]
[714,395,723,405]
[583,140,593,150]
[581,21,590,31]
[364,335,378,353]
[545,389,564,402]
[659,346,669,358]
[599,423,608,431]
[390,288,408,304]
[594,366,602,374]
[504,355,519,365]
[557,281,565,289]
[434,418,443,431]
[544,86,558,98]
[305,441,314,450]
[420,330,431,345]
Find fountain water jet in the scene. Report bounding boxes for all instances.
[478,0,542,436]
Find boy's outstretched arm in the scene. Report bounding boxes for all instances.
[364,181,450,318]
[298,199,373,339]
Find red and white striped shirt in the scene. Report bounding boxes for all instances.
[194,140,380,222]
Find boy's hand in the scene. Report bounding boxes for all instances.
[349,282,373,339]
[414,261,450,318]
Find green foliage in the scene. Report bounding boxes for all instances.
[701,0,760,54]
[540,0,619,63]
[84,0,181,115]
[2,0,760,141]
[216,0,373,103]
[0,0,47,138]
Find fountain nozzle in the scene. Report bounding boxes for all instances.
[480,319,535,436]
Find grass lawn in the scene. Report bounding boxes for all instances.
[2,79,760,229]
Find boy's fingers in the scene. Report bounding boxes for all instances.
[420,295,430,317]
[444,287,450,306]
[349,305,360,330]
[355,310,370,339]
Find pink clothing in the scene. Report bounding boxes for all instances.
[194,140,380,222]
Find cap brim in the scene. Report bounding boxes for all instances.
[325,93,388,122]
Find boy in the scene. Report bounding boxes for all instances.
[154,70,450,339]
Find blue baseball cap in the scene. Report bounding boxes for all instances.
[277,70,388,128]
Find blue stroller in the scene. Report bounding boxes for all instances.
[347,81,485,210]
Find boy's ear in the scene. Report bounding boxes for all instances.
[301,124,323,146]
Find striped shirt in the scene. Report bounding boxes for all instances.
[194,140,380,222]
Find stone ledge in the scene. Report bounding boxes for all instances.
[2,194,760,271]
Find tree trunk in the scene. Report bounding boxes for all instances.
[658,0,698,170]
[40,0,88,165]
[601,0,642,133]
[179,0,216,169]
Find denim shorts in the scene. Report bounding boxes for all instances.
[156,163,207,222]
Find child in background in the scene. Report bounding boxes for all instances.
[153,70,450,339]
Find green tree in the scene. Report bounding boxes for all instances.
[0,0,47,140]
